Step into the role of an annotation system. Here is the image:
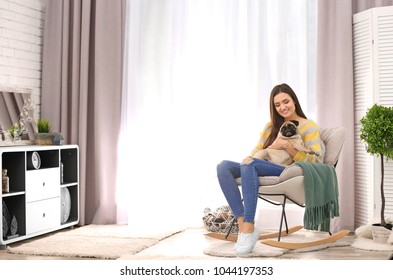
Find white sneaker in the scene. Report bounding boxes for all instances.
[235,228,259,255]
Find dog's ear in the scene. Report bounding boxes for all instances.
[291,120,299,127]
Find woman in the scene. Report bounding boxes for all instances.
[217,83,325,255]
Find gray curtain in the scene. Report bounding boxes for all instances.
[316,0,393,232]
[41,0,125,224]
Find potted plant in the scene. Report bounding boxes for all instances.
[360,104,393,242]
[8,122,23,140]
[36,118,52,133]
[34,118,56,145]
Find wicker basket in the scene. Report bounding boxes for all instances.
[371,224,392,243]
[203,206,239,234]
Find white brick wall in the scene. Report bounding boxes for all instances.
[0,0,45,116]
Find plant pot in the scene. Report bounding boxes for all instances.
[371,223,392,243]
[34,133,64,145]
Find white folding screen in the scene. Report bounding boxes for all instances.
[353,6,393,227]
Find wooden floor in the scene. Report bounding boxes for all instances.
[1,228,392,260]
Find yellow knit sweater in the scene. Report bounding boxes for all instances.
[250,120,325,164]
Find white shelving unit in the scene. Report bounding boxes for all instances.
[1,145,79,247]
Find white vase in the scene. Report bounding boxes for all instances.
[371,224,392,243]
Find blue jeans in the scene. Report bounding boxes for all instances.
[217,158,285,223]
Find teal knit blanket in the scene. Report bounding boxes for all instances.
[295,162,340,232]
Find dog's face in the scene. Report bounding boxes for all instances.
[280,120,299,137]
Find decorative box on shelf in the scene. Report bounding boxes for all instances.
[34,133,65,146]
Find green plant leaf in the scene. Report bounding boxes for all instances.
[360,104,393,160]
[36,118,52,133]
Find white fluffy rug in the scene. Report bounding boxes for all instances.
[7,224,180,259]
[351,218,393,251]
[351,237,393,251]
[204,231,351,258]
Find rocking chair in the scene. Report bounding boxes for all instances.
[206,127,350,249]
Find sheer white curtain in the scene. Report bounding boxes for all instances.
[259,0,317,120]
[118,0,317,234]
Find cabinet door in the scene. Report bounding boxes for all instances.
[26,197,61,234]
[26,168,60,202]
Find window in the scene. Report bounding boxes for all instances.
[117,0,317,231]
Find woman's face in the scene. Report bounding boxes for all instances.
[273,92,297,120]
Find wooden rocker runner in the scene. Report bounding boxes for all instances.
[261,229,350,250]
[205,226,303,243]
[205,226,350,250]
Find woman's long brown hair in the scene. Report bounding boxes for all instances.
[263,83,307,149]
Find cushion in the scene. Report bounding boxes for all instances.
[235,164,303,186]
[320,127,345,166]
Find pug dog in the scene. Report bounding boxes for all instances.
[252,120,314,166]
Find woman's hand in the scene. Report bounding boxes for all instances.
[242,156,254,165]
[269,138,289,150]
